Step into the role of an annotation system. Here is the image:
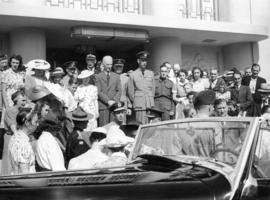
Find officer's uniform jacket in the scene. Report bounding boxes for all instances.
[128,68,155,110]
[154,77,175,112]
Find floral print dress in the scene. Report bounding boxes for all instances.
[8,130,36,175]
[74,85,99,131]
[2,68,24,107]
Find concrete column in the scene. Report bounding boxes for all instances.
[249,0,270,81]
[147,37,182,73]
[222,43,253,72]
[9,28,46,63]
[218,0,251,24]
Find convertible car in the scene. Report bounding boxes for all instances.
[0,117,269,200]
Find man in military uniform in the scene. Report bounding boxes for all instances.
[85,53,97,85]
[61,61,78,87]
[145,107,163,124]
[128,51,155,124]
[113,58,132,123]
[154,63,175,121]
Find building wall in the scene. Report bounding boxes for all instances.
[222,43,253,73]
[0,33,9,55]
[181,45,223,72]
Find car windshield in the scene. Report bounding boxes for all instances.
[131,119,251,168]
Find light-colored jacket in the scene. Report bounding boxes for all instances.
[127,68,155,110]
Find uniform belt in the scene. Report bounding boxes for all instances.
[154,95,172,100]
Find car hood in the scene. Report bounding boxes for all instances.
[0,155,232,200]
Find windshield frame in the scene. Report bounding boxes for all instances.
[128,117,256,171]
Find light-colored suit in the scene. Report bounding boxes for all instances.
[128,68,155,124]
[95,71,121,126]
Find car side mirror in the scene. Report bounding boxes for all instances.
[240,175,258,200]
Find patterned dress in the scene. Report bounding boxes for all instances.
[2,68,24,107]
[74,85,99,131]
[8,130,36,175]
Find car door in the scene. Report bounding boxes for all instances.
[251,127,270,199]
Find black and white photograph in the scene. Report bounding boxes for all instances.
[0,0,270,199]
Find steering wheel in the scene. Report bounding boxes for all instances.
[211,148,239,165]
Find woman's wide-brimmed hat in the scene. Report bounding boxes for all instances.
[26,59,51,70]
[99,126,134,148]
[27,86,51,101]
[258,83,270,93]
[78,70,94,79]
[51,67,65,77]
[71,107,93,121]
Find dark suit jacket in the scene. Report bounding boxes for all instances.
[95,71,122,110]
[209,78,225,91]
[242,76,266,104]
[230,85,253,111]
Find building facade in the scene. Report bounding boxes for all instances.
[0,0,269,78]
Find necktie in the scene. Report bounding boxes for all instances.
[107,73,110,86]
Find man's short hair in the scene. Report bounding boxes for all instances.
[251,63,260,70]
[234,71,242,77]
[159,63,168,70]
[193,90,216,110]
[89,132,106,144]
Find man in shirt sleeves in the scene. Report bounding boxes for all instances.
[128,51,155,124]
[95,55,122,126]
[242,64,266,116]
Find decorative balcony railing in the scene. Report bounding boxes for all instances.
[178,0,218,21]
[45,0,143,14]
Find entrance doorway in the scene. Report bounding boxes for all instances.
[46,43,144,72]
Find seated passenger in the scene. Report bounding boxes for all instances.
[103,102,126,132]
[34,119,66,171]
[68,127,107,170]
[8,110,38,175]
[94,126,134,168]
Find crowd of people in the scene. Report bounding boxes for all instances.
[0,50,269,175]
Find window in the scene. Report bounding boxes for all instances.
[253,128,270,178]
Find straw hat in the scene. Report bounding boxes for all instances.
[27,86,51,101]
[71,107,93,121]
[99,126,134,148]
[26,59,51,70]
[258,83,270,93]
[78,70,94,79]
[51,67,65,76]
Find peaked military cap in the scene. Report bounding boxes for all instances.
[146,107,163,119]
[114,58,125,66]
[86,53,96,60]
[136,51,150,59]
[110,102,125,112]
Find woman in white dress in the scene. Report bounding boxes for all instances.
[191,67,209,93]
[74,70,99,131]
